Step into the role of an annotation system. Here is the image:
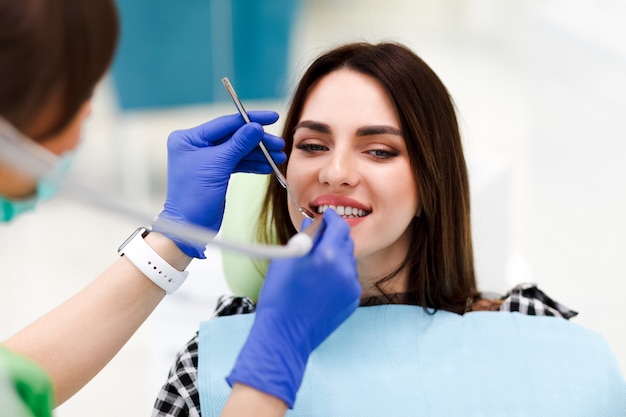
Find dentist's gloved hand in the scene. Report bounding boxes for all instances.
[227,209,362,408]
[153,111,285,258]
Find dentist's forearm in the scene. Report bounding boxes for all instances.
[2,232,190,406]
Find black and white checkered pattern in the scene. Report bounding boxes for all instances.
[151,295,255,417]
[152,336,201,417]
[212,294,256,318]
[151,287,576,416]
[499,283,578,319]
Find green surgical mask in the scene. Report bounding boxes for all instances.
[0,116,77,223]
[0,150,75,222]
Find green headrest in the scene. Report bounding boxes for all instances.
[221,173,271,301]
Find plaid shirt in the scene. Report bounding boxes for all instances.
[151,283,577,417]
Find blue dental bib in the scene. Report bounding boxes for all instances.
[198,305,626,416]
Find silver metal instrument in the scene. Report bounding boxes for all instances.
[221,77,315,220]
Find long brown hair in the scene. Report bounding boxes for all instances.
[0,0,119,139]
[258,42,476,314]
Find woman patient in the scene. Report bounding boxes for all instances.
[153,42,625,416]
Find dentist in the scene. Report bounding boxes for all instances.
[0,1,361,416]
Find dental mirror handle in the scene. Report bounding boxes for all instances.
[221,77,314,219]
[221,77,287,185]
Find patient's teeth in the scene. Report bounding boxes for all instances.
[315,205,369,217]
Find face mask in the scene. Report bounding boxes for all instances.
[0,151,75,223]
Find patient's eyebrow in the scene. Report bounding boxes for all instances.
[294,120,402,137]
[356,125,402,136]
[294,120,331,134]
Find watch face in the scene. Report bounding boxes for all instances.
[118,227,148,253]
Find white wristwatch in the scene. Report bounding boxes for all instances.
[118,227,189,294]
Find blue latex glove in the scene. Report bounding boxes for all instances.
[153,111,285,258]
[226,209,362,408]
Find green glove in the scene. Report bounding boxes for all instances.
[0,347,54,417]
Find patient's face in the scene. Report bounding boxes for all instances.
[287,69,419,289]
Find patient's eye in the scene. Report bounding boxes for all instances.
[366,148,400,160]
[295,142,327,153]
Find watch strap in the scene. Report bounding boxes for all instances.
[118,228,189,294]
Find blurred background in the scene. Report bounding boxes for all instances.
[1,0,625,415]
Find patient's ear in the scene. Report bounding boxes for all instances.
[221,173,271,301]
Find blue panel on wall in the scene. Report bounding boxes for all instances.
[111,0,300,111]
[111,0,213,110]
[231,0,300,101]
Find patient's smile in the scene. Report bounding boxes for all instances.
[315,204,370,218]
